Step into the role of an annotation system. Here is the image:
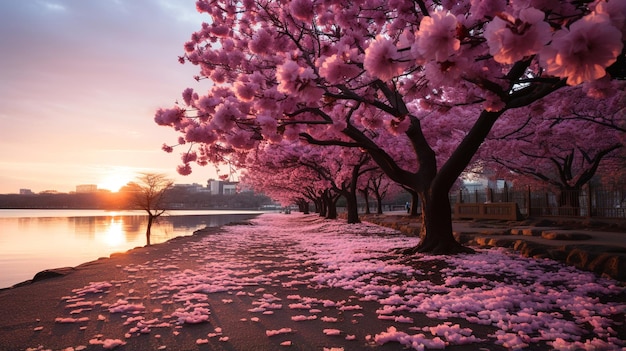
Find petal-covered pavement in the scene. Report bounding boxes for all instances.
[1,213,624,351]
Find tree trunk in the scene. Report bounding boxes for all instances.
[558,186,581,216]
[317,196,327,217]
[345,191,360,224]
[410,191,420,217]
[376,196,383,214]
[321,191,338,219]
[146,214,154,246]
[374,192,383,214]
[313,197,322,214]
[326,197,338,219]
[403,190,472,254]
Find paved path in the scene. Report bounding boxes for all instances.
[0,213,624,351]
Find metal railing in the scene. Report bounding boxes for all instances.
[450,185,626,219]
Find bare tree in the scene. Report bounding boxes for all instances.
[127,173,174,246]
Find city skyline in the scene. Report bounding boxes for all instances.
[11,177,238,195]
[0,1,220,194]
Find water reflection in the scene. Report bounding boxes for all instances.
[0,212,258,288]
[103,218,125,247]
[69,215,144,242]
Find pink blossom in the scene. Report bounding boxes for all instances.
[484,8,551,64]
[469,0,506,20]
[388,116,411,135]
[318,54,361,84]
[234,81,257,102]
[154,107,183,126]
[360,113,384,130]
[185,124,217,144]
[423,56,470,87]
[184,40,195,53]
[540,13,623,85]
[182,88,194,106]
[266,327,292,337]
[276,60,322,102]
[364,36,404,81]
[581,75,617,98]
[197,96,220,113]
[594,0,626,39]
[212,103,239,130]
[283,124,301,141]
[181,152,198,164]
[210,67,227,84]
[227,132,256,150]
[415,11,460,62]
[177,163,192,176]
[484,91,506,112]
[161,144,174,153]
[290,0,314,22]
[277,60,304,94]
[329,118,347,134]
[248,28,274,55]
[211,24,230,37]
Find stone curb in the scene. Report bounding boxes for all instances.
[360,215,626,282]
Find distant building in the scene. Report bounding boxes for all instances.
[173,183,209,193]
[19,189,34,195]
[76,184,98,193]
[208,179,238,195]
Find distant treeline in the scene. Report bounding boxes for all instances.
[0,190,274,210]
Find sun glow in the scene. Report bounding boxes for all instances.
[98,168,136,192]
[102,218,125,247]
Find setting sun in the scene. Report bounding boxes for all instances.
[98,168,136,192]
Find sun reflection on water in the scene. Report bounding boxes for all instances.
[102,217,125,247]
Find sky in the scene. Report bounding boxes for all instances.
[0,0,218,194]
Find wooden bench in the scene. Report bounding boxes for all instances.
[454,202,521,221]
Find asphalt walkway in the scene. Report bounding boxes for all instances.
[0,213,624,351]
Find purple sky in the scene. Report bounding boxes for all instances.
[0,1,216,193]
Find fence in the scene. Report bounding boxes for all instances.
[450,185,626,219]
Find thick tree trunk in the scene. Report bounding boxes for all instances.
[326,198,338,219]
[345,191,360,224]
[321,191,338,219]
[403,110,503,254]
[403,191,472,254]
[317,197,326,217]
[558,186,581,216]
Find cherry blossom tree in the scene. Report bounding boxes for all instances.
[241,143,338,217]
[244,141,377,223]
[360,170,403,215]
[241,146,323,211]
[481,86,624,214]
[156,0,625,254]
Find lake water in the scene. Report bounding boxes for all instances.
[0,209,262,289]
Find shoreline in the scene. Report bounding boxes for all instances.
[2,216,252,291]
[0,213,624,351]
[0,212,262,290]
